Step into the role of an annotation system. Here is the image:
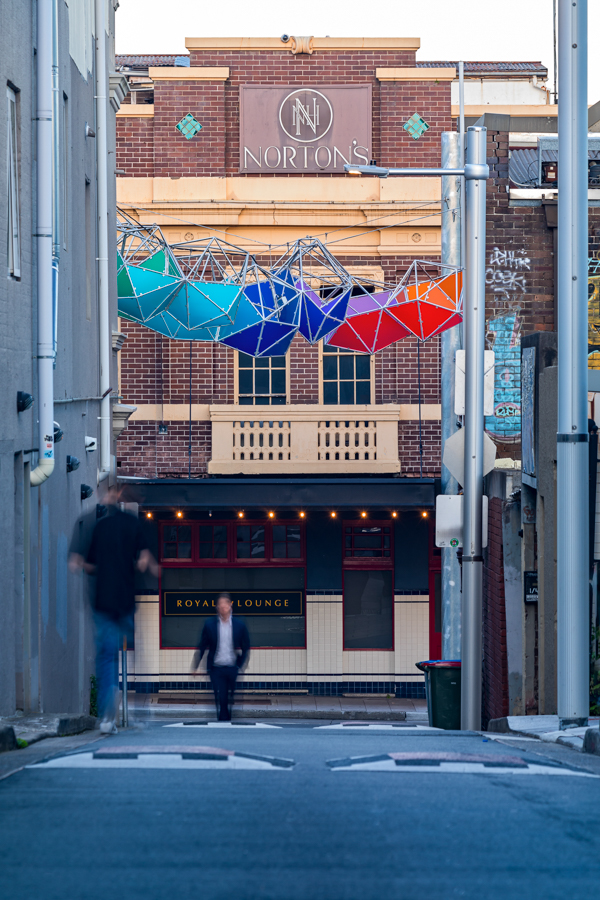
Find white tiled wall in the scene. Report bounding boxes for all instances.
[306,595,343,680]
[134,597,160,679]
[132,592,429,685]
[343,651,395,676]
[239,649,306,681]
[394,596,429,682]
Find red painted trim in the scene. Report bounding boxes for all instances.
[428,520,442,659]
[159,519,306,566]
[341,519,394,569]
[157,520,308,650]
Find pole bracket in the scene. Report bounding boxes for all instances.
[464,163,489,180]
[557,433,589,442]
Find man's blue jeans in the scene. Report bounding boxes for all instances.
[94,612,133,721]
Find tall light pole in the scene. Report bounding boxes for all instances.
[461,126,488,731]
[556,0,589,729]
[345,125,489,729]
[440,132,462,660]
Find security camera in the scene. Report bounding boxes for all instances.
[85,436,97,452]
[281,34,290,42]
[17,391,34,413]
[66,455,80,473]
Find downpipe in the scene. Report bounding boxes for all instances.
[51,0,60,363]
[31,0,55,486]
[95,0,111,484]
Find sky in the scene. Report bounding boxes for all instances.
[115,0,600,101]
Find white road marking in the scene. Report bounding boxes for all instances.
[331,760,598,776]
[29,752,288,770]
[316,723,440,731]
[487,735,539,742]
[163,722,280,729]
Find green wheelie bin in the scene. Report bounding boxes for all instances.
[416,660,461,730]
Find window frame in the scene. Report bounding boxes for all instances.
[342,566,395,651]
[158,518,307,651]
[318,342,376,406]
[7,85,20,279]
[158,519,306,567]
[235,351,291,405]
[161,522,194,562]
[341,519,394,569]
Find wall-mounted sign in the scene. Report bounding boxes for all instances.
[524,571,538,603]
[239,84,372,174]
[163,590,304,616]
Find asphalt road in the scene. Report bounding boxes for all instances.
[1,721,600,900]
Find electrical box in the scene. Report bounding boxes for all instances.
[435,494,488,549]
[454,350,495,417]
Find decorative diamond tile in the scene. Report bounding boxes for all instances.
[176,113,203,140]
[403,113,429,140]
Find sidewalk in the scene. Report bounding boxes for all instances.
[488,715,600,752]
[0,714,96,749]
[128,692,428,723]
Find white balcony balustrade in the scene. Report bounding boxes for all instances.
[208,405,402,474]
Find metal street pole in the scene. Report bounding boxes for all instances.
[461,126,488,731]
[556,0,589,729]
[458,62,466,272]
[121,636,129,728]
[345,133,488,728]
[441,132,462,660]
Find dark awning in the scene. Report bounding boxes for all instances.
[119,477,436,510]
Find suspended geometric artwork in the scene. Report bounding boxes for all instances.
[163,238,249,331]
[116,211,463,358]
[117,214,182,324]
[323,288,411,354]
[271,239,353,344]
[391,260,463,341]
[117,213,249,333]
[217,268,301,358]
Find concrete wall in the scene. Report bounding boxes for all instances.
[0,1,120,716]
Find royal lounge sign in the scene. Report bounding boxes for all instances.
[239,84,372,174]
[163,590,304,616]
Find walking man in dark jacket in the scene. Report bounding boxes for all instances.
[69,485,159,733]
[192,593,250,721]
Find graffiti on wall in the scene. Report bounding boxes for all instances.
[485,312,522,442]
[484,247,525,442]
[485,247,530,301]
[589,257,600,369]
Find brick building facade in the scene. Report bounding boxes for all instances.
[113,36,573,704]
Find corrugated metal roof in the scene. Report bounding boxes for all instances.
[510,145,600,186]
[115,55,546,76]
[417,61,548,76]
[116,55,187,69]
[509,148,554,186]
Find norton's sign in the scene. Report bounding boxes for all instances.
[163,590,304,616]
[239,84,372,174]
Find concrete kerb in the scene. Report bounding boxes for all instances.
[583,728,600,756]
[0,726,18,753]
[489,715,600,755]
[0,714,97,750]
